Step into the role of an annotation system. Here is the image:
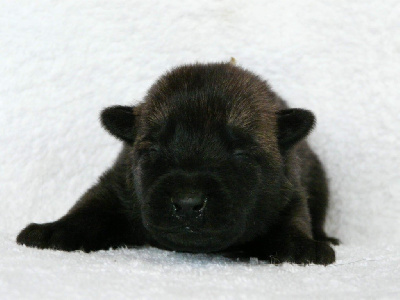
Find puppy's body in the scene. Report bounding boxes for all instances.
[17,62,338,264]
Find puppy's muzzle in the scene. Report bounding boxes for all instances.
[171,191,207,220]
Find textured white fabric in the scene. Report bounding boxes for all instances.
[1,1,399,299]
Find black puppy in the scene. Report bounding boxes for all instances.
[17,62,339,265]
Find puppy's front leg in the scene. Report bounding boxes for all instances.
[233,196,335,265]
[268,227,336,265]
[268,196,336,265]
[17,171,144,252]
[233,226,335,265]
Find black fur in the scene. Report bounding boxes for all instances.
[17,62,339,265]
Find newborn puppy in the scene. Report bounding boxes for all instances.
[17,62,339,265]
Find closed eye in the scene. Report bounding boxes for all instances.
[233,149,250,158]
[137,141,160,156]
[149,146,160,153]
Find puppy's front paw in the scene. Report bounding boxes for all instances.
[17,222,83,251]
[275,239,335,265]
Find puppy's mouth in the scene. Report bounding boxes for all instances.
[146,224,238,253]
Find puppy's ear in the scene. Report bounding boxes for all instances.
[277,109,316,149]
[101,105,139,143]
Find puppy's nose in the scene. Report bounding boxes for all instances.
[171,192,207,218]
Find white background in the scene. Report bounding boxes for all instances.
[1,1,399,299]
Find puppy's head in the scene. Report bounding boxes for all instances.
[101,63,315,252]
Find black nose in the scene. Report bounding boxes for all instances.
[171,192,207,219]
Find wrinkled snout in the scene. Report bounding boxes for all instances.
[143,170,231,231]
[141,169,247,252]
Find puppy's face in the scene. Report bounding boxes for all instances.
[133,109,279,252]
[101,63,316,252]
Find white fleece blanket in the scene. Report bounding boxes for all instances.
[1,1,399,299]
